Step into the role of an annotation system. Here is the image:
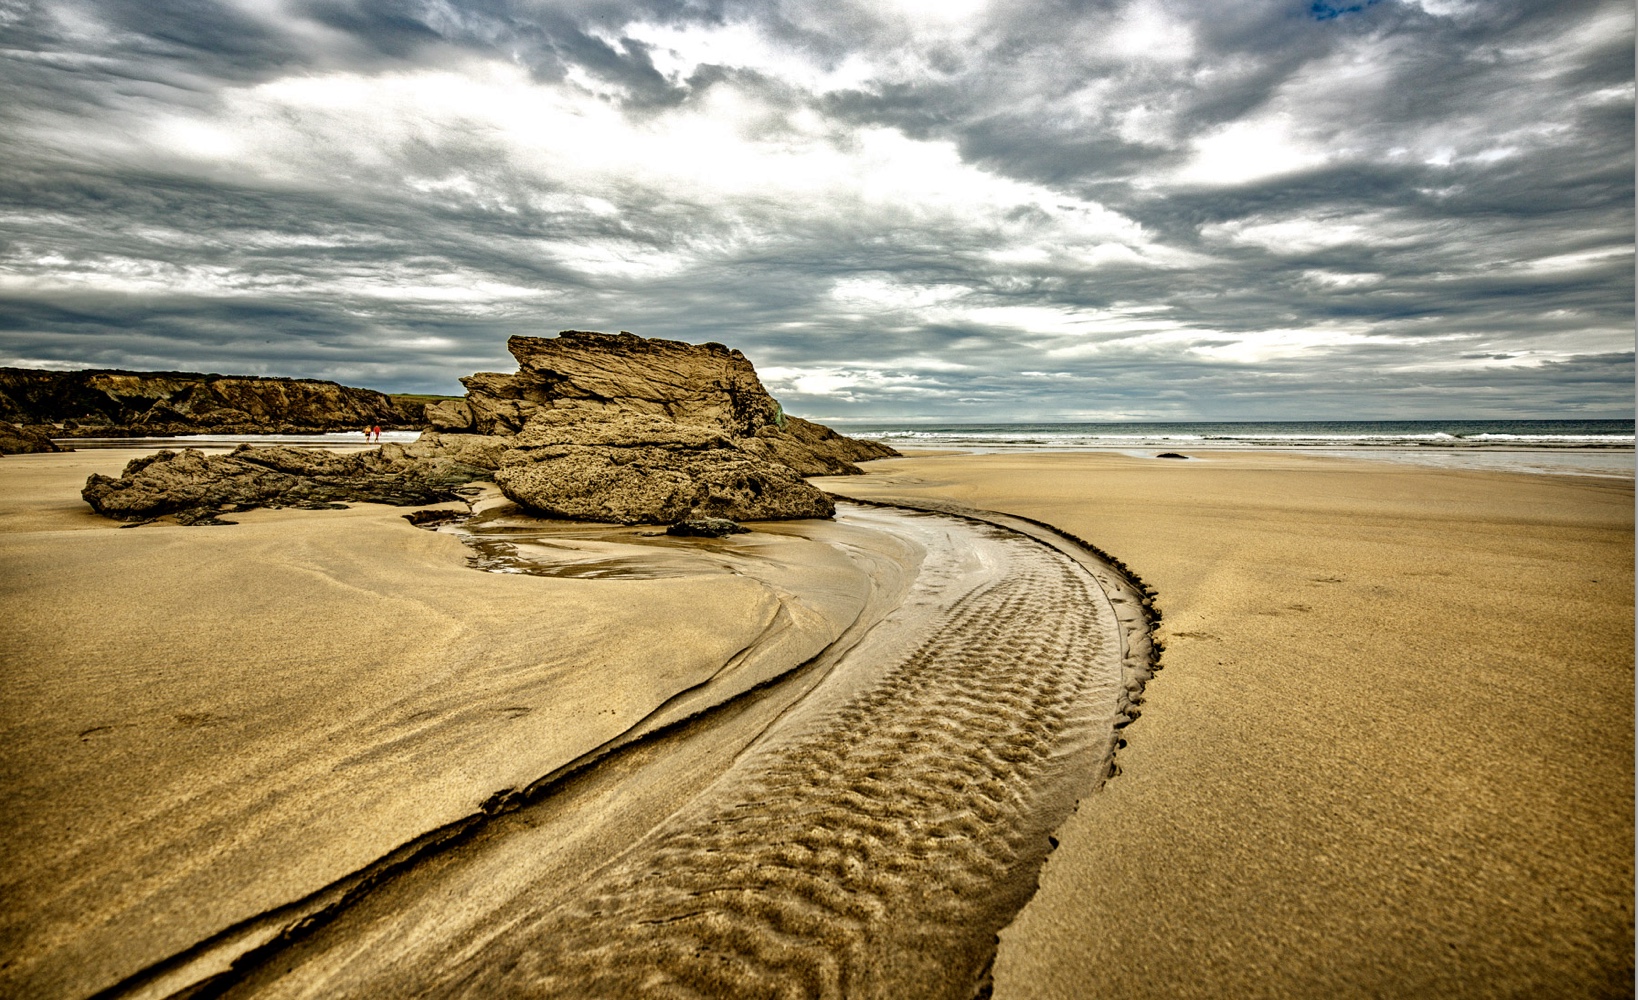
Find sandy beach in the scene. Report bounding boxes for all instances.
[0,450,873,997]
[6,0,1631,991]
[1,446,1631,997]
[821,450,1634,998]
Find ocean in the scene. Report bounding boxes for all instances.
[827,419,1636,478]
[56,420,1636,478]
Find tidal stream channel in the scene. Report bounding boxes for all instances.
[121,499,1157,1000]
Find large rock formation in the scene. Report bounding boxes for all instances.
[78,332,898,526]
[426,332,897,474]
[413,331,897,524]
[81,446,488,525]
[0,367,417,436]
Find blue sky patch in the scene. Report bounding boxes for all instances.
[1311,0,1383,19]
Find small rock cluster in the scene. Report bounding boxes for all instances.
[0,421,64,455]
[81,445,488,525]
[666,518,751,538]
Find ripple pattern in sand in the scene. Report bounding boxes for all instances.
[431,529,1114,1000]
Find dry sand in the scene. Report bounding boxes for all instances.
[820,450,1634,999]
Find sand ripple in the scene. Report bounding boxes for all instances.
[427,532,1112,999]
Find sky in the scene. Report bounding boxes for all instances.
[0,0,1632,421]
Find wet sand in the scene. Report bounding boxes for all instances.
[820,450,1634,999]
[1,450,1148,999]
[209,505,1138,999]
[0,451,880,997]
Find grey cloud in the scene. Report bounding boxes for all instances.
[788,350,1636,424]
[0,0,1630,418]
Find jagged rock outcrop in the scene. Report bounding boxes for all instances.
[0,421,64,454]
[424,398,476,431]
[81,446,487,525]
[0,367,417,436]
[741,415,898,476]
[410,331,895,522]
[455,333,782,436]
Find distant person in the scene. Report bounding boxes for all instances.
[371,424,382,442]
[362,426,371,442]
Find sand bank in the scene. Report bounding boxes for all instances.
[820,450,1634,999]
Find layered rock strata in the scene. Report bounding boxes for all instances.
[491,409,834,523]
[412,331,896,524]
[0,367,416,436]
[740,414,899,476]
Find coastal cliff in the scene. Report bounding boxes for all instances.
[0,367,416,438]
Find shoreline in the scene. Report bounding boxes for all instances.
[42,433,1636,481]
[887,445,1637,480]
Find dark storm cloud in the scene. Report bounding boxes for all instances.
[0,0,1630,415]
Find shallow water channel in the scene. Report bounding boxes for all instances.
[159,502,1143,1000]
